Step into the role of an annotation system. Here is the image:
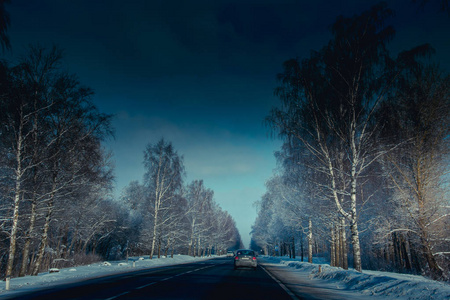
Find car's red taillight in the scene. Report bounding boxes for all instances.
[234,256,239,260]
[252,257,256,260]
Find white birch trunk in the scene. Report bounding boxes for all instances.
[330,226,336,267]
[6,114,25,278]
[32,184,56,276]
[6,187,22,278]
[350,144,362,272]
[335,223,341,267]
[19,195,37,277]
[308,218,313,263]
[341,218,348,270]
[188,217,196,256]
[150,197,159,259]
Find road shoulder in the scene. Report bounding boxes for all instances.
[259,258,370,300]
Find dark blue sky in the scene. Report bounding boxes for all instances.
[5,0,449,246]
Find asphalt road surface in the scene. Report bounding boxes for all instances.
[1,257,297,300]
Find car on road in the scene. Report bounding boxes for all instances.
[234,249,257,270]
[226,250,234,257]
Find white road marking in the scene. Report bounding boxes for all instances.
[135,282,157,289]
[260,265,299,300]
[160,276,174,281]
[107,260,223,297]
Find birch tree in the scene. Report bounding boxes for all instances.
[120,181,148,255]
[31,71,113,275]
[185,180,213,256]
[143,139,184,259]
[0,45,113,277]
[379,60,449,279]
[267,3,397,271]
[1,46,62,278]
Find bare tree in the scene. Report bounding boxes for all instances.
[0,45,113,277]
[31,70,113,275]
[379,61,449,279]
[185,180,213,256]
[267,3,399,272]
[143,139,184,259]
[1,46,62,278]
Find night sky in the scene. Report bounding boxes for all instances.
[5,0,449,247]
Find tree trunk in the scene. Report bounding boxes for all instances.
[6,191,22,278]
[60,223,70,259]
[188,219,195,256]
[300,231,304,262]
[408,236,422,274]
[32,180,56,276]
[350,164,362,272]
[157,237,161,258]
[330,226,336,267]
[292,236,296,259]
[336,223,341,267]
[164,234,171,257]
[418,223,442,279]
[341,218,348,270]
[67,227,79,259]
[350,218,362,272]
[392,232,401,270]
[19,194,38,277]
[150,199,159,259]
[6,116,26,279]
[400,234,411,271]
[417,181,443,279]
[308,218,313,263]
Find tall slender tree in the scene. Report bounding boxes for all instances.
[143,139,184,259]
[379,57,449,279]
[267,3,397,271]
[1,46,62,278]
[185,180,213,256]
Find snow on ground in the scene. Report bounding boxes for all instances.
[0,255,212,297]
[262,256,450,300]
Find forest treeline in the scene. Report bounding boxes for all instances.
[251,3,449,281]
[0,46,242,279]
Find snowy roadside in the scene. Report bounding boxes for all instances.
[0,255,213,297]
[260,256,450,300]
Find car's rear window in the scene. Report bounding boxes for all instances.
[237,250,254,256]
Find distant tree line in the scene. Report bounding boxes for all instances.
[251,2,449,281]
[120,139,242,260]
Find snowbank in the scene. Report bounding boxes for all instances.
[265,256,450,299]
